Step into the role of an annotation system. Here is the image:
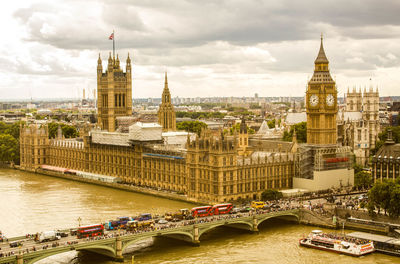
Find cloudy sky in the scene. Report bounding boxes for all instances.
[1,0,399,100]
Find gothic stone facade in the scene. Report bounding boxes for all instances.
[340,87,380,165]
[306,37,338,145]
[20,124,295,203]
[97,54,133,132]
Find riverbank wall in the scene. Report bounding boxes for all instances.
[15,167,203,205]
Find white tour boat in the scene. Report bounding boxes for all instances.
[299,230,375,257]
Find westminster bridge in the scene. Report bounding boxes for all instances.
[0,209,332,264]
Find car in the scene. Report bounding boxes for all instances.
[56,232,68,238]
[158,219,168,224]
[230,208,241,214]
[70,229,78,236]
[9,241,23,248]
[358,194,368,200]
[239,207,252,213]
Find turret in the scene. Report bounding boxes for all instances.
[97,54,102,78]
[115,54,120,69]
[126,53,131,73]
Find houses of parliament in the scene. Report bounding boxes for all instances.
[19,39,354,203]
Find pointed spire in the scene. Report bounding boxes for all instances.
[127,52,131,64]
[314,34,329,64]
[116,54,120,68]
[97,53,102,64]
[164,71,169,90]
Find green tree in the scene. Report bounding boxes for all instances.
[229,123,255,135]
[354,171,372,189]
[372,126,400,155]
[261,189,283,201]
[0,134,19,163]
[388,185,400,218]
[249,103,261,109]
[282,122,307,143]
[267,119,275,129]
[367,180,397,216]
[47,122,78,139]
[353,163,363,174]
[5,121,24,140]
[176,121,208,135]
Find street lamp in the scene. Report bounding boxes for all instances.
[77,217,82,227]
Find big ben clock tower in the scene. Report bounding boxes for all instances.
[306,36,338,145]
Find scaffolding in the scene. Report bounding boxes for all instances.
[296,144,353,180]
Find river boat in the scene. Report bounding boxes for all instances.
[299,230,375,257]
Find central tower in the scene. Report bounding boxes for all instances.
[306,36,338,145]
[158,72,176,131]
[97,53,133,132]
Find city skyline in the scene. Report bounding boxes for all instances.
[1,0,400,100]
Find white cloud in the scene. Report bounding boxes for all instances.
[0,0,400,100]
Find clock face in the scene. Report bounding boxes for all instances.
[326,94,334,106]
[309,94,319,107]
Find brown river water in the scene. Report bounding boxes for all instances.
[0,169,398,263]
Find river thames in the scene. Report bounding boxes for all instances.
[0,169,398,264]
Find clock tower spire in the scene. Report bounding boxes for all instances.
[306,36,338,145]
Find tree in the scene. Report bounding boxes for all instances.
[367,180,398,216]
[4,121,24,140]
[0,134,19,163]
[48,122,79,139]
[176,121,208,135]
[353,163,363,174]
[372,126,400,155]
[261,189,283,201]
[354,171,372,189]
[62,125,79,138]
[388,185,400,218]
[267,119,275,129]
[229,123,255,135]
[282,122,307,143]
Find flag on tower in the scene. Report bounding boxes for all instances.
[109,33,114,40]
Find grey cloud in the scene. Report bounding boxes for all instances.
[14,0,400,52]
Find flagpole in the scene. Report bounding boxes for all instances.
[113,29,115,60]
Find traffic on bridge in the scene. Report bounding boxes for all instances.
[0,200,303,263]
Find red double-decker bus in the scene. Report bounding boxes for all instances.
[211,203,233,215]
[191,206,213,218]
[77,224,104,239]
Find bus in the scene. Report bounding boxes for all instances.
[251,201,266,209]
[77,224,104,239]
[137,213,152,221]
[211,203,233,215]
[127,220,154,231]
[191,206,213,218]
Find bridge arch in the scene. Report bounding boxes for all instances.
[78,244,116,258]
[25,244,116,264]
[257,213,299,228]
[121,231,193,252]
[198,221,253,239]
[25,248,72,264]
